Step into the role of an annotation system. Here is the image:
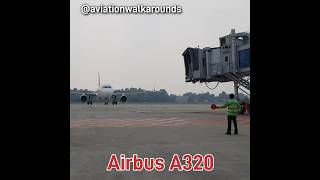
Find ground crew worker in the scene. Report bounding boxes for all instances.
[216,94,241,135]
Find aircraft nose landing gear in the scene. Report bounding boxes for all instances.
[111,95,117,106]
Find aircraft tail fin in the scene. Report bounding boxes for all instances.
[98,72,101,87]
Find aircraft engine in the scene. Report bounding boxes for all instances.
[120,95,127,103]
[80,95,87,102]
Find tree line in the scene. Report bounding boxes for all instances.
[70,87,249,103]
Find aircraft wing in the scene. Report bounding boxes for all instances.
[70,91,97,96]
[112,91,146,96]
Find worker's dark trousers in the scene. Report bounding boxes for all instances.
[227,116,238,133]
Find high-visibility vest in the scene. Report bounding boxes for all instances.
[226,99,241,116]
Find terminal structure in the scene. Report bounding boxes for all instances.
[182,29,250,99]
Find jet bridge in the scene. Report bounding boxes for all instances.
[182,29,250,98]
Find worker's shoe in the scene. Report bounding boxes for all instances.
[234,130,238,135]
[225,132,231,135]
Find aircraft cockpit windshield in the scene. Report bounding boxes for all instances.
[102,85,112,89]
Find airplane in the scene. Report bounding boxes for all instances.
[71,73,145,105]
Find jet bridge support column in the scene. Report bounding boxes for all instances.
[234,81,239,100]
[231,28,239,100]
[231,29,237,73]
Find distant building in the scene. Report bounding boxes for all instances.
[175,96,189,103]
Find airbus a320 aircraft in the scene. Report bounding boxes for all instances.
[72,73,144,105]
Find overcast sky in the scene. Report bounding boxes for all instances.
[70,0,250,95]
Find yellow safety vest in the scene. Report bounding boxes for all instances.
[225,99,241,116]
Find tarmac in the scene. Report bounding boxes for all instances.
[70,103,250,180]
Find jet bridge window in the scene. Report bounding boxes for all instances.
[239,49,250,69]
